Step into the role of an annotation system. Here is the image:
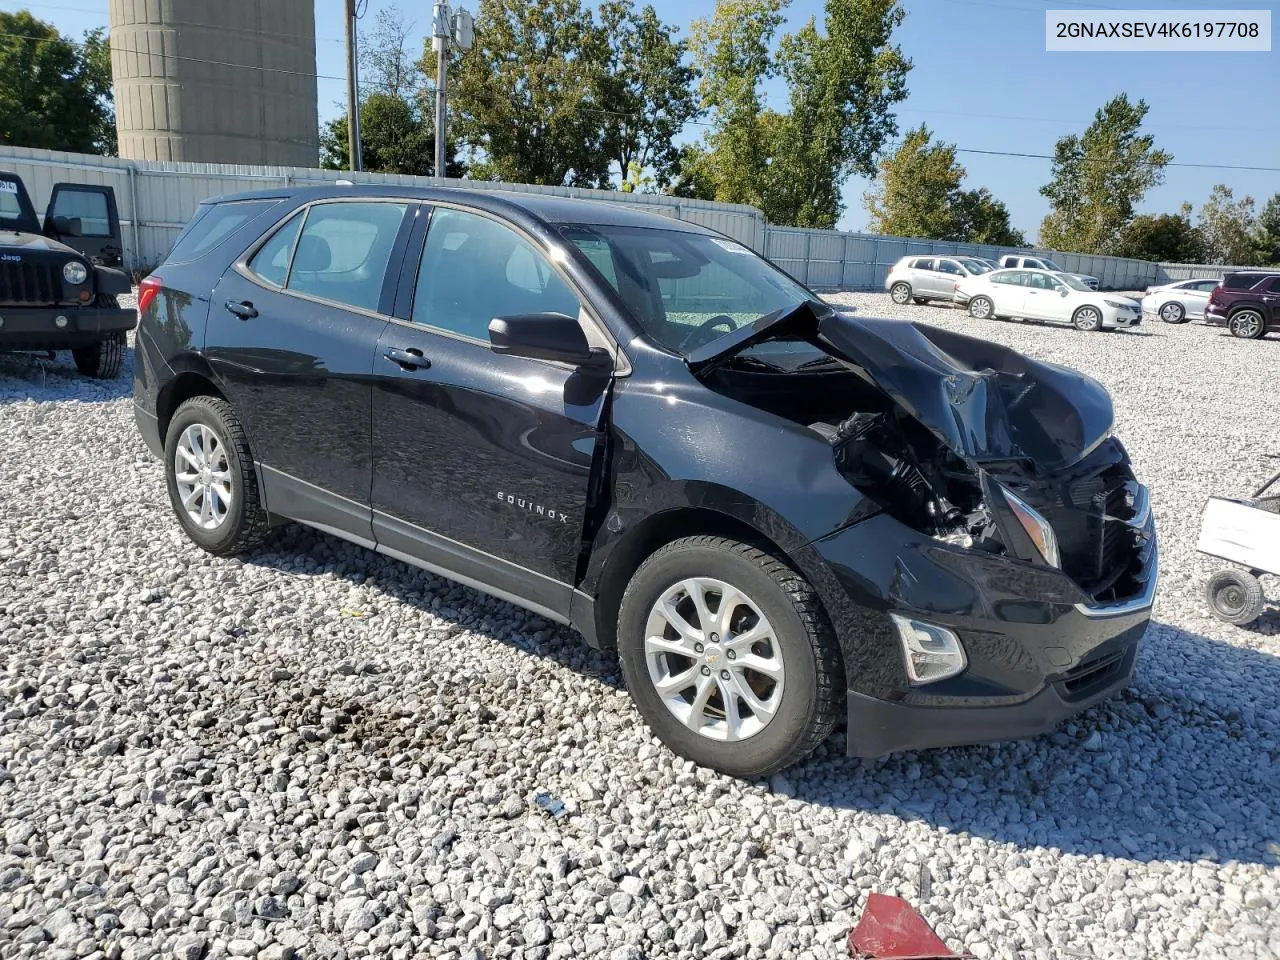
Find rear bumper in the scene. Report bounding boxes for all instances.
[0,305,136,349]
[1203,305,1229,326]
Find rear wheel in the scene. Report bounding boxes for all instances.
[890,282,912,305]
[968,296,994,320]
[1229,310,1265,339]
[1072,306,1102,332]
[617,536,843,778]
[164,396,269,556]
[72,330,126,378]
[1205,569,1265,626]
[1158,301,1186,324]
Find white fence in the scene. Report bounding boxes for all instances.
[2,144,1261,290]
[0,145,767,272]
[764,225,1262,293]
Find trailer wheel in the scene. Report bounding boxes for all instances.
[1205,569,1265,626]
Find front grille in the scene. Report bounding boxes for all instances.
[0,261,63,305]
[1005,445,1148,603]
[1060,646,1131,701]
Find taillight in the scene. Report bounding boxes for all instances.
[1208,285,1223,304]
[137,275,162,315]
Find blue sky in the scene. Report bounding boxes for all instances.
[14,0,1280,235]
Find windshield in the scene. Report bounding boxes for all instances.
[961,258,993,274]
[0,176,39,232]
[1055,272,1090,291]
[559,223,819,357]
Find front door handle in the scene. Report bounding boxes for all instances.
[224,299,258,320]
[384,346,430,371]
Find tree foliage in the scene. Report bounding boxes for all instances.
[682,0,910,228]
[863,126,1023,245]
[320,92,461,177]
[1113,208,1204,263]
[0,12,116,155]
[1196,185,1259,266]
[1038,94,1171,255]
[1253,193,1280,266]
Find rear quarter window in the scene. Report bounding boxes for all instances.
[1223,274,1264,291]
[165,199,281,265]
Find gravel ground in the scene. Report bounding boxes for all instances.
[1,290,1278,960]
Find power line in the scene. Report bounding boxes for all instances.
[955,146,1280,173]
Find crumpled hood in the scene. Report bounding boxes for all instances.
[815,311,1114,471]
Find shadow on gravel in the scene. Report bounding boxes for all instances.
[790,619,1280,867]
[242,525,625,692]
[0,349,134,404]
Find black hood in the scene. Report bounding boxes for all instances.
[0,231,83,257]
[688,302,1115,471]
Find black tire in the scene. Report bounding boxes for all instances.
[1205,569,1265,626]
[1228,309,1266,340]
[890,282,912,305]
[163,396,269,557]
[617,536,844,778]
[968,296,994,320]
[72,330,126,379]
[1158,301,1187,324]
[1072,306,1103,332]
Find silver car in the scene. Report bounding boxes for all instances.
[1140,277,1221,324]
[885,255,994,306]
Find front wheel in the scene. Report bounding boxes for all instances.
[890,282,912,305]
[968,296,994,320]
[1229,310,1266,339]
[1205,569,1265,626]
[164,396,269,556]
[1072,306,1103,331]
[617,536,844,778]
[72,330,126,378]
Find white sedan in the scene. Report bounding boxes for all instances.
[1140,277,1221,324]
[957,269,1143,332]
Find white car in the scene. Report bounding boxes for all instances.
[957,268,1142,332]
[884,255,995,306]
[1140,277,1221,324]
[998,254,1099,290]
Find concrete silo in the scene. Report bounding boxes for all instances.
[108,0,319,166]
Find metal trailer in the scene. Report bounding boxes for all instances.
[1197,465,1280,625]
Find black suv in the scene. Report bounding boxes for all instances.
[1203,270,1280,339]
[133,186,1158,776]
[0,172,135,377]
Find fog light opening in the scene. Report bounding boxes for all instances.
[890,615,967,685]
[54,315,69,328]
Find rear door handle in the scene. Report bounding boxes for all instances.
[384,346,430,371]
[224,299,257,319]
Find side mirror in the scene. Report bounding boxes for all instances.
[489,313,610,368]
[1058,286,1069,297]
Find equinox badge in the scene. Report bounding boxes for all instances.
[496,491,569,523]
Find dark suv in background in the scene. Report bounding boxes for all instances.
[132,185,1158,777]
[1204,270,1280,339]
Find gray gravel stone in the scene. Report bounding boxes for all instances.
[0,299,1276,960]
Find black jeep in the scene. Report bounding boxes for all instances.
[0,171,135,378]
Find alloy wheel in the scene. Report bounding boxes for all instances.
[173,423,234,530]
[1160,302,1184,323]
[890,283,911,305]
[1075,307,1101,331]
[1230,311,1263,339]
[643,577,784,742]
[970,297,992,319]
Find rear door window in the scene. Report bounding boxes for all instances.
[911,258,935,271]
[285,201,409,313]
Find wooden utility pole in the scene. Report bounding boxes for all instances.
[344,0,363,171]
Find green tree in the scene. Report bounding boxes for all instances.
[1113,207,1204,263]
[441,0,612,187]
[863,125,963,238]
[686,0,910,228]
[320,91,461,176]
[597,1,699,191]
[0,11,116,154]
[1197,184,1259,266]
[1252,193,1280,266]
[953,188,1025,246]
[863,126,1024,244]
[1038,94,1171,255]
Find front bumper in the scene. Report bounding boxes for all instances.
[1101,306,1142,329]
[0,305,137,350]
[811,510,1157,758]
